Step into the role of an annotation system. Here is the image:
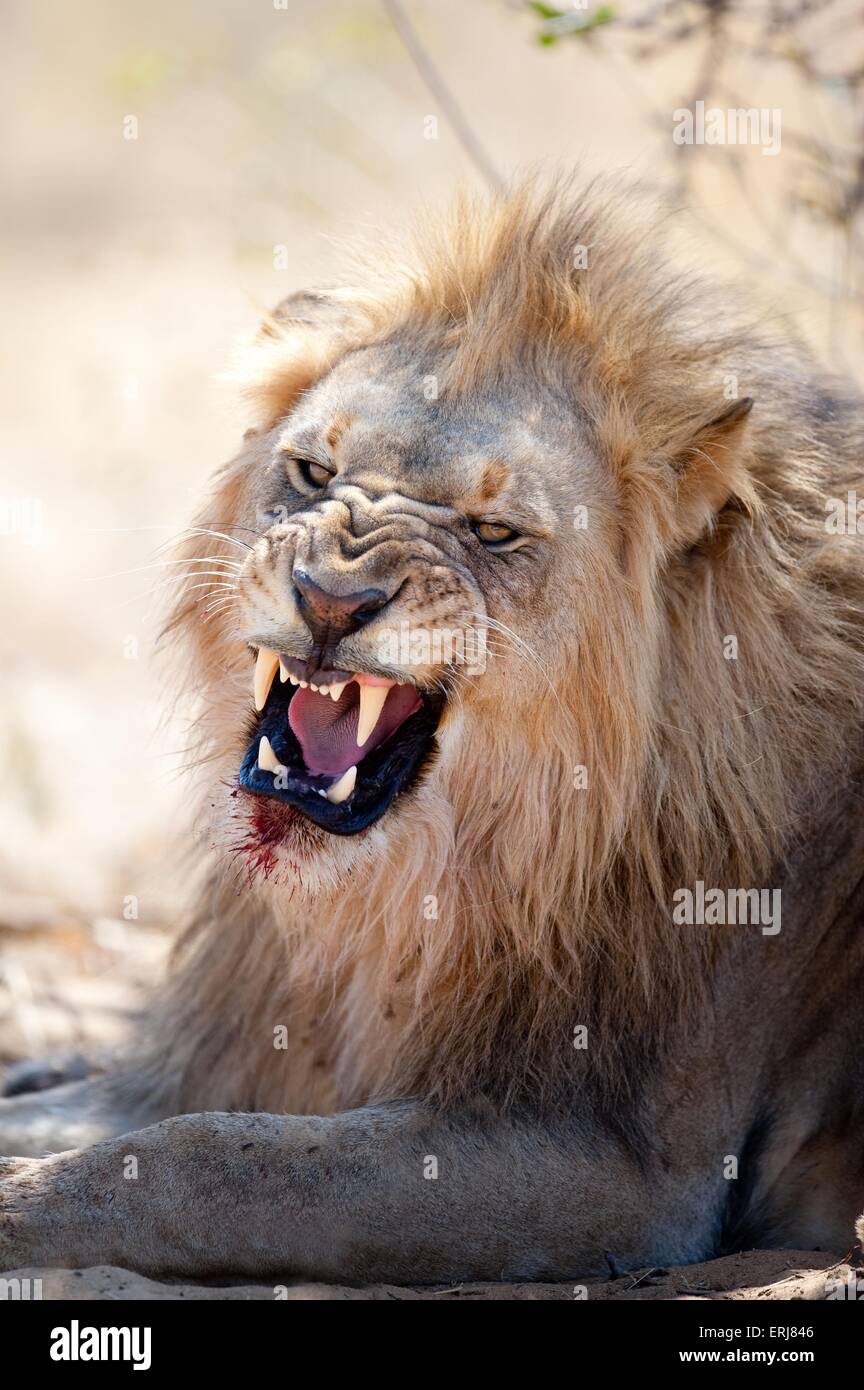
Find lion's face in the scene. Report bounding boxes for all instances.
[227,337,612,870]
[186,190,763,894]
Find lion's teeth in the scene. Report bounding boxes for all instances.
[310,683,319,692]
[254,648,280,711]
[279,660,289,683]
[356,685,389,747]
[257,735,286,777]
[329,682,346,702]
[326,765,357,804]
[318,685,330,696]
[289,676,300,687]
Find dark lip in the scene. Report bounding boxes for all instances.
[238,664,444,836]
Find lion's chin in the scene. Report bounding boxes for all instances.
[225,783,391,897]
[236,649,445,838]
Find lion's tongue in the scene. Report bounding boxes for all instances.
[288,682,421,777]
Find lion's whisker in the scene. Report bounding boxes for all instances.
[202,596,242,614]
[182,582,238,595]
[457,611,573,723]
[87,557,243,582]
[148,571,242,590]
[179,526,254,552]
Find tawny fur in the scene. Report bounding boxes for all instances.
[151,176,864,1126]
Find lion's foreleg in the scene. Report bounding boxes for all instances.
[0,1103,652,1281]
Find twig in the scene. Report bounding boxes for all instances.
[626,1266,669,1290]
[381,0,504,190]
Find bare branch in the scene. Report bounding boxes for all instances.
[382,0,504,190]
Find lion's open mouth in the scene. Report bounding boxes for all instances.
[238,649,444,835]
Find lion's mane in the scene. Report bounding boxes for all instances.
[148,177,864,1122]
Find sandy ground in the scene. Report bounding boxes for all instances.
[2,1250,858,1301]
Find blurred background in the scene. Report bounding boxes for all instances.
[1,0,862,1074]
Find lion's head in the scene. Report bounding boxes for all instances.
[161,176,864,1110]
[172,182,766,885]
[167,176,864,904]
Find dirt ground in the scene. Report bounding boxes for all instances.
[2,1250,857,1301]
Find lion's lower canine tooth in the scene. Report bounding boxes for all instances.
[257,735,286,777]
[326,765,357,804]
[254,648,280,711]
[329,682,346,702]
[357,685,389,746]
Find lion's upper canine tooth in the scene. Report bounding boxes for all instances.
[356,684,389,747]
[279,660,289,684]
[254,648,280,711]
[326,765,356,804]
[329,682,346,703]
[257,735,286,777]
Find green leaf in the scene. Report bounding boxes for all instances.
[528,2,566,18]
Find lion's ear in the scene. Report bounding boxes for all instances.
[263,289,355,338]
[235,289,359,433]
[672,397,757,545]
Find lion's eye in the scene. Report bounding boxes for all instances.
[288,457,334,490]
[473,521,519,546]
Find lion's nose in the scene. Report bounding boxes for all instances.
[292,569,392,647]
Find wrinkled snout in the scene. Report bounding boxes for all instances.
[291,568,398,667]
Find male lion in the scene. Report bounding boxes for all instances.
[2,179,864,1284]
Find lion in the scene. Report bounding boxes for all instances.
[2,176,864,1284]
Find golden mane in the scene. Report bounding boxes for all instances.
[152,178,864,1120]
